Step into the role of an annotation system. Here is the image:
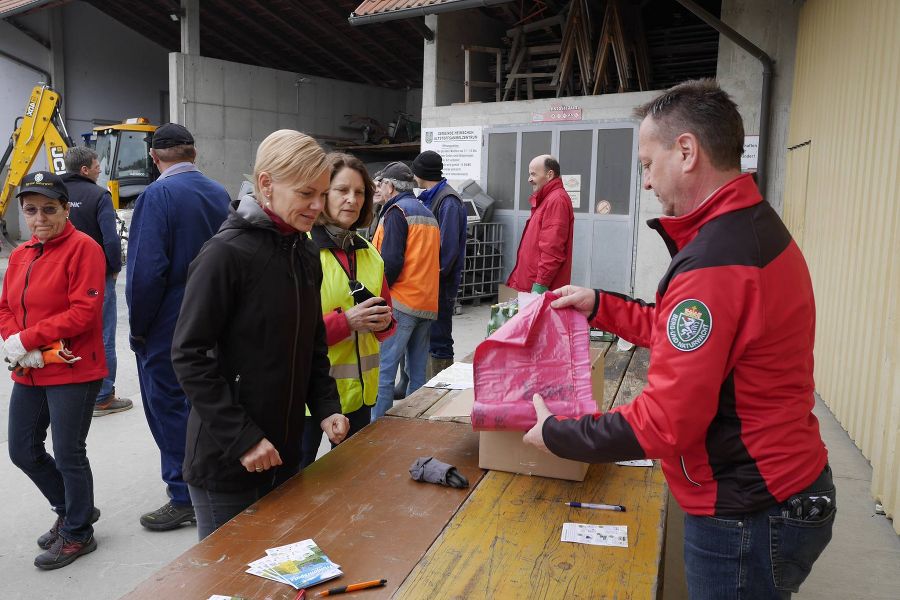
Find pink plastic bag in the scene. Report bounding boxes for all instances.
[472,292,595,431]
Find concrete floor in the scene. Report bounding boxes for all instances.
[0,277,897,599]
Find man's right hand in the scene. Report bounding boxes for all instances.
[550,285,596,318]
[345,297,392,332]
[239,438,283,473]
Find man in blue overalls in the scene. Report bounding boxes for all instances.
[126,124,230,530]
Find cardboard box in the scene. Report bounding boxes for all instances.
[478,430,590,481]
[477,345,606,481]
[497,283,517,303]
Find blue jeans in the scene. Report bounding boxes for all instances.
[96,274,117,404]
[683,465,836,599]
[8,381,100,543]
[135,326,191,506]
[373,309,432,420]
[188,463,298,540]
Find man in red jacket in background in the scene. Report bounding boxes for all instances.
[506,155,574,293]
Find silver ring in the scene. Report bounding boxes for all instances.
[255,467,263,472]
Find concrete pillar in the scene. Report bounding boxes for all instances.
[422,15,438,109]
[181,0,200,56]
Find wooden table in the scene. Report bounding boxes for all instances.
[123,343,666,600]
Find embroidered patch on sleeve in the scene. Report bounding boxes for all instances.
[666,299,712,351]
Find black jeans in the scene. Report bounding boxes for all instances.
[8,381,100,543]
[189,463,299,540]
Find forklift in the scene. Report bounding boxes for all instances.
[0,84,157,246]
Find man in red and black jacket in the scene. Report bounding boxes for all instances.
[524,80,835,599]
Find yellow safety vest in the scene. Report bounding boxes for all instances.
[319,240,385,414]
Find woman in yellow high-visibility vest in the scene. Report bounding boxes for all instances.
[301,153,396,467]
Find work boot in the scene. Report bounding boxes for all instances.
[34,534,97,570]
[139,502,195,531]
[93,395,133,417]
[427,356,455,380]
[37,507,101,550]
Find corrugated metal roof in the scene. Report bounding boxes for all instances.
[352,0,453,18]
[350,0,513,24]
[0,0,56,16]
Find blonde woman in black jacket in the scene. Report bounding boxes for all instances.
[172,130,349,540]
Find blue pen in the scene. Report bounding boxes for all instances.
[565,501,626,512]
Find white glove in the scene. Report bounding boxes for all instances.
[2,333,27,365]
[17,349,44,369]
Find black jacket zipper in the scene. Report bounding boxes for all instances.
[284,238,300,446]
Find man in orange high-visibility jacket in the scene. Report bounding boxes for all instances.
[371,162,440,420]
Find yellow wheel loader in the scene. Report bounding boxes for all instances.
[0,84,157,246]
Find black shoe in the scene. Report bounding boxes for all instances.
[139,502,195,531]
[34,535,97,570]
[37,507,101,550]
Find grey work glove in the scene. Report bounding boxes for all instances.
[17,349,45,369]
[409,456,469,489]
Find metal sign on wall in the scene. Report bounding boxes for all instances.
[742,135,760,171]
[532,105,583,122]
[420,126,483,182]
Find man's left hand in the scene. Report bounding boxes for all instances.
[523,393,553,454]
[321,413,350,445]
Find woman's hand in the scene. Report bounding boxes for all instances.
[344,297,392,332]
[321,413,350,445]
[239,438,283,473]
[2,333,27,365]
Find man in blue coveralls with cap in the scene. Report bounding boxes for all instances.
[126,123,230,530]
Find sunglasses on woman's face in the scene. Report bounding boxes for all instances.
[22,205,62,216]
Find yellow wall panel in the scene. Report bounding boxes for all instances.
[784,0,900,534]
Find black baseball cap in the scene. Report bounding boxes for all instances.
[151,123,195,149]
[379,161,414,183]
[17,171,68,203]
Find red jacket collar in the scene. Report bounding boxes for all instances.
[529,177,564,209]
[649,173,762,254]
[27,219,77,248]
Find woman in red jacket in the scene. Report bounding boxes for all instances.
[0,171,107,570]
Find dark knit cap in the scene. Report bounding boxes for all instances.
[412,150,443,181]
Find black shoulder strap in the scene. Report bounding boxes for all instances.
[428,185,459,225]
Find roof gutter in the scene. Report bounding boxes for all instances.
[0,0,56,18]
[676,0,774,195]
[349,0,514,26]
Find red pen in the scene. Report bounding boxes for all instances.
[293,589,306,600]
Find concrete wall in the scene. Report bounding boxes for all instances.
[0,12,53,176]
[716,0,802,213]
[60,2,169,140]
[0,2,169,144]
[170,53,412,196]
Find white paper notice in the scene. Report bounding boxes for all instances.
[561,523,628,547]
[616,459,653,467]
[424,362,474,389]
[420,127,483,181]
